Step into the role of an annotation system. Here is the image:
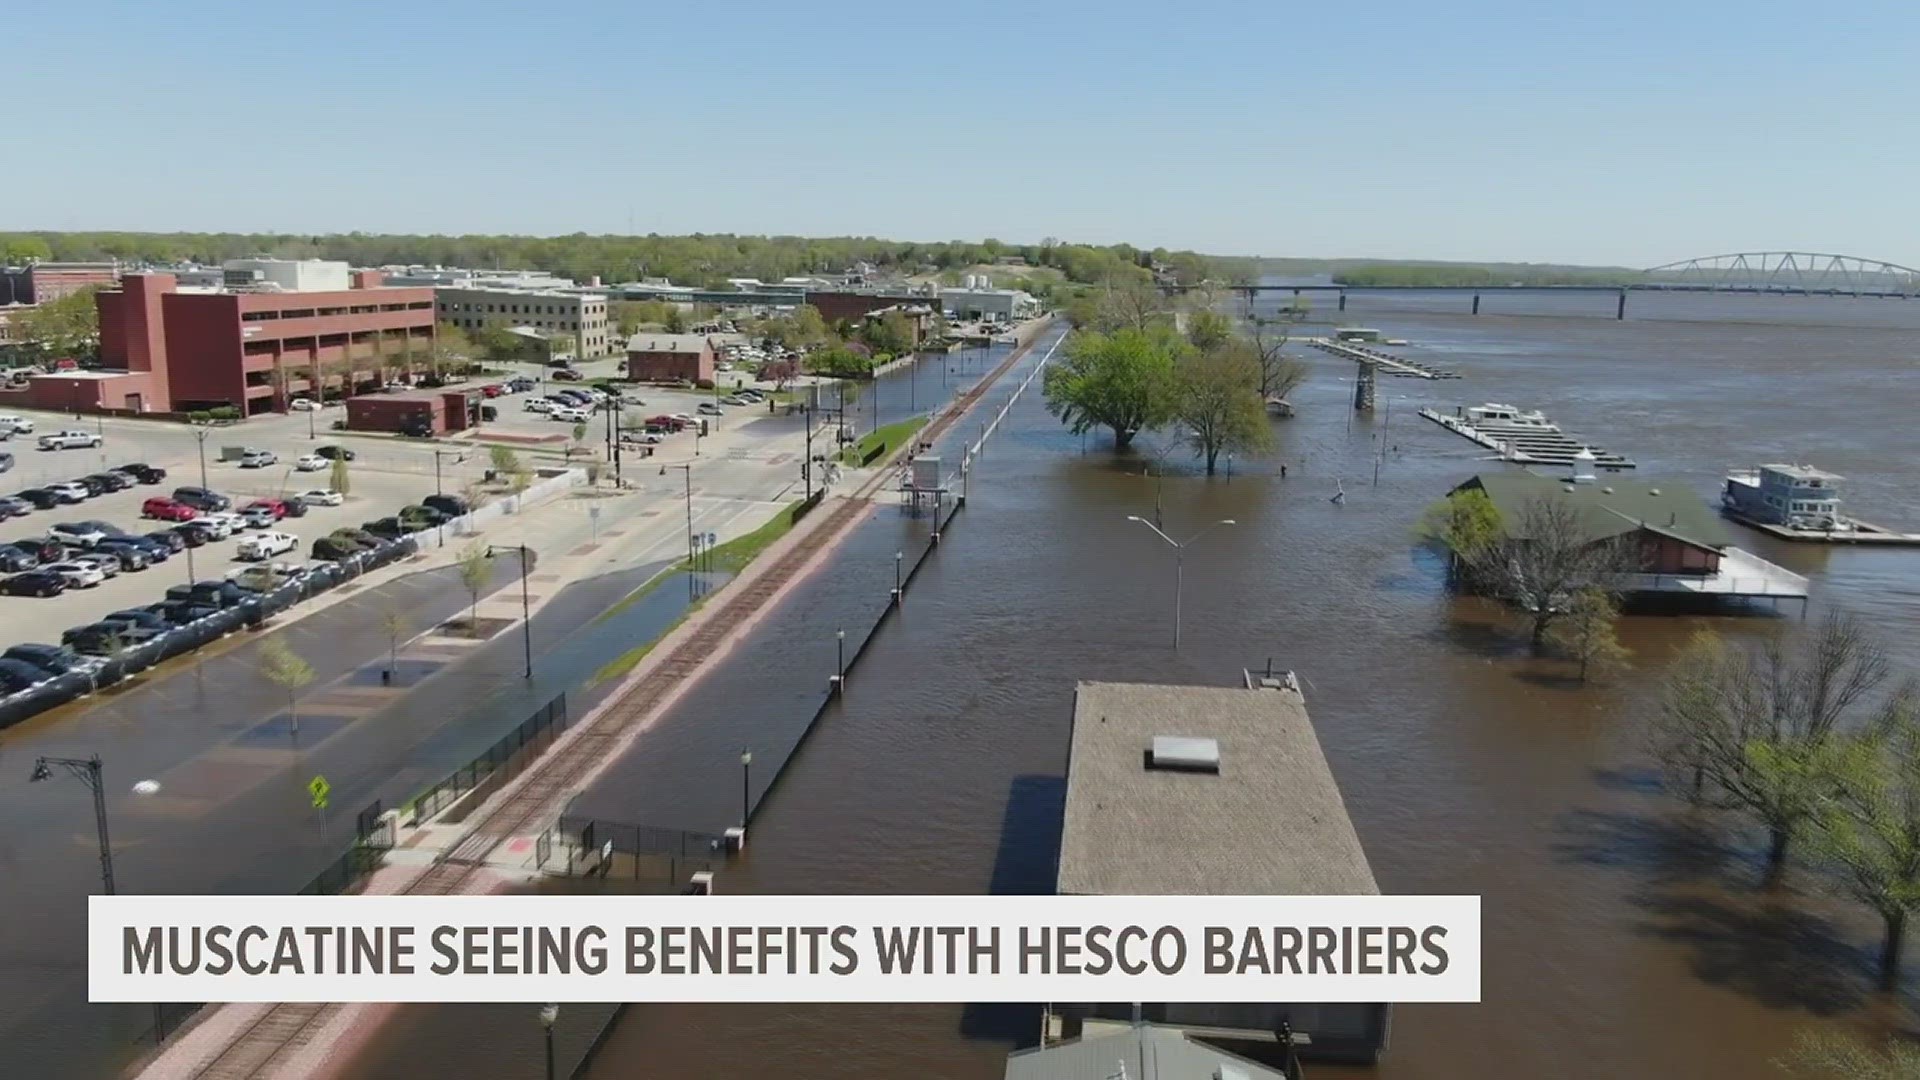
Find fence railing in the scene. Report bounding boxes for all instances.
[405,694,570,827]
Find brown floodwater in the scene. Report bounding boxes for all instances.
[341,292,1920,1080]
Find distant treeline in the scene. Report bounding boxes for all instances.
[0,231,1251,293]
[1329,263,1639,288]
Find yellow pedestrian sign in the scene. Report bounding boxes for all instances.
[309,775,331,811]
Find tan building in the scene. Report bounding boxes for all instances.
[435,287,612,359]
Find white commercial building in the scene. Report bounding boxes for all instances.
[436,287,613,359]
[939,284,1037,323]
[221,258,352,293]
[381,265,580,290]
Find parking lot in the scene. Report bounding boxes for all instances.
[472,364,793,448]
[0,407,494,662]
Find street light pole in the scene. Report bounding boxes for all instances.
[740,749,752,828]
[836,628,846,687]
[539,1003,558,1080]
[893,550,903,604]
[486,545,533,679]
[194,428,209,490]
[1123,516,1236,650]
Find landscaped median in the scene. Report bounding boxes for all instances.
[840,415,928,466]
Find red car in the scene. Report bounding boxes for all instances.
[646,415,688,431]
[245,497,291,519]
[141,496,199,522]
[481,384,505,398]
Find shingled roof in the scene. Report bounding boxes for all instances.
[1451,472,1733,551]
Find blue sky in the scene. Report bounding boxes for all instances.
[10,1,1919,267]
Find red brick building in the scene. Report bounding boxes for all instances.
[91,272,437,415]
[345,387,477,436]
[805,289,933,325]
[626,333,716,383]
[1,262,121,305]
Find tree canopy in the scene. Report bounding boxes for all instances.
[11,287,102,360]
[1042,327,1178,450]
[1173,339,1271,474]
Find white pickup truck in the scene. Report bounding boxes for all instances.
[38,429,102,450]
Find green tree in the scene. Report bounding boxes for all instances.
[455,543,492,631]
[1806,687,1920,989]
[804,346,874,379]
[1173,340,1271,475]
[488,444,522,476]
[1041,328,1177,450]
[860,310,916,356]
[1417,488,1503,575]
[259,637,316,738]
[1184,309,1234,353]
[663,306,689,334]
[571,422,589,456]
[1546,587,1630,682]
[427,322,472,376]
[1778,1028,1920,1079]
[328,456,351,496]
[1650,613,1895,875]
[379,604,410,680]
[1,236,52,263]
[472,321,521,363]
[12,287,102,359]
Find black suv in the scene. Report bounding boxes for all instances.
[0,571,65,597]
[172,486,231,512]
[422,494,470,517]
[314,446,356,461]
[362,517,409,540]
[119,463,167,484]
[0,546,37,572]
[4,643,94,675]
[18,488,62,509]
[163,580,255,609]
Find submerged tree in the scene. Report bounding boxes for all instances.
[1417,487,1503,578]
[1041,327,1176,450]
[1546,587,1630,683]
[1248,315,1306,402]
[1173,340,1271,475]
[1650,613,1895,875]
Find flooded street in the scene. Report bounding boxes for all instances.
[294,295,1920,1078]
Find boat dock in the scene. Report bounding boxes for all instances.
[1419,403,1635,470]
[1308,337,1461,379]
[1723,511,1920,545]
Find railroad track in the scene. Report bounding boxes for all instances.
[179,326,1057,1080]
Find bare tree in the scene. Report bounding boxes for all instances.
[1650,612,1894,875]
[259,637,316,739]
[1479,496,1635,652]
[1249,316,1306,402]
[1095,276,1168,333]
[1547,587,1630,682]
[455,543,492,632]
[379,604,410,681]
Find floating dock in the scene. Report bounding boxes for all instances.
[1309,337,1461,379]
[1722,511,1920,545]
[1419,403,1634,470]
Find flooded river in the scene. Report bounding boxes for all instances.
[346,293,1920,1078]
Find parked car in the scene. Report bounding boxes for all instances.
[5,643,98,676]
[0,496,27,520]
[186,515,234,540]
[47,522,108,547]
[118,462,167,484]
[289,397,320,411]
[78,519,131,539]
[479,404,497,422]
[0,451,14,473]
[90,541,152,571]
[43,561,105,588]
[142,530,187,553]
[142,496,199,521]
[244,497,292,520]
[550,406,590,423]
[361,517,408,539]
[329,527,381,550]
[18,488,62,509]
[48,481,91,503]
[294,453,327,471]
[72,552,122,579]
[169,522,214,547]
[0,547,37,572]
[164,580,254,609]
[314,445,355,461]
[238,448,277,468]
[0,571,66,597]
[239,505,277,529]
[237,531,298,561]
[551,368,584,381]
[173,486,231,512]
[524,397,554,414]
[102,609,171,636]
[9,537,65,563]
[697,402,723,416]
[722,396,749,406]
[0,414,37,434]
[422,494,470,517]
[298,488,344,507]
[480,384,504,398]
[37,430,102,450]
[83,471,133,492]
[229,562,304,591]
[116,536,173,562]
[77,475,116,497]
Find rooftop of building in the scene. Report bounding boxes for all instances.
[625,333,713,353]
[1058,681,1379,897]
[1452,471,1735,551]
[1004,1023,1292,1080]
